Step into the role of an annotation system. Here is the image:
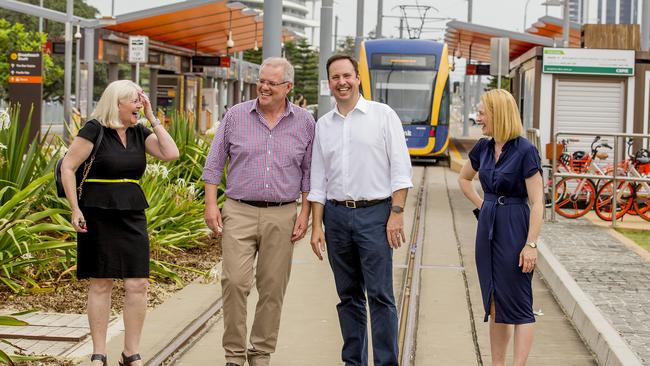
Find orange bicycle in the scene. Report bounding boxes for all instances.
[595,138,650,221]
[554,136,613,218]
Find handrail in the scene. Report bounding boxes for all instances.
[551,131,650,227]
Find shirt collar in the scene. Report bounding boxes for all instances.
[334,95,369,118]
[249,98,294,117]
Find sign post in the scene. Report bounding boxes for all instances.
[128,36,149,84]
[9,51,43,140]
[490,38,509,89]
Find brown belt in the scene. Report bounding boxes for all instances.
[236,199,295,208]
[328,198,389,209]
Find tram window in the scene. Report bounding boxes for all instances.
[370,68,436,125]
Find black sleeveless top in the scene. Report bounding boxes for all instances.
[76,120,152,210]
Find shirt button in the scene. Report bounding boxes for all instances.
[268,150,271,154]
[265,184,269,188]
[267,167,270,171]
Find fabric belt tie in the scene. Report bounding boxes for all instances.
[236,199,295,208]
[85,178,139,184]
[328,198,389,209]
[483,193,527,241]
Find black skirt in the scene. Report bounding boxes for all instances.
[77,207,150,279]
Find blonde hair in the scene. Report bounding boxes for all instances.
[480,89,523,143]
[91,80,140,129]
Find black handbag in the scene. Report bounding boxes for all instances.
[55,121,104,199]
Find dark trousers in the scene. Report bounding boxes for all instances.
[323,200,398,366]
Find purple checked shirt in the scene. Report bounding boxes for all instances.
[202,99,315,202]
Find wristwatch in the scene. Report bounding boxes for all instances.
[391,205,404,214]
[526,241,538,249]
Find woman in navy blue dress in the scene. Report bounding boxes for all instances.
[458,89,543,366]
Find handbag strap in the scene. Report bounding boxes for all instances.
[77,121,104,199]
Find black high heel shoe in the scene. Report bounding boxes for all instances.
[90,354,107,366]
[119,352,142,366]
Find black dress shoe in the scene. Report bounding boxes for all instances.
[225,363,240,366]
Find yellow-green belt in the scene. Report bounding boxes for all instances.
[85,178,139,184]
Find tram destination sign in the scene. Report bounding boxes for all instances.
[542,48,634,76]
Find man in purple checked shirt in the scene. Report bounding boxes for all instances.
[202,57,315,366]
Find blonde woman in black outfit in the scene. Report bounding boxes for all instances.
[61,80,179,366]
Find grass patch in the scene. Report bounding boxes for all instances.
[615,228,650,252]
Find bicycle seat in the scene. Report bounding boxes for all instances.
[596,152,609,160]
[635,149,650,164]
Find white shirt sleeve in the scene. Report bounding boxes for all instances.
[385,108,413,193]
[307,127,327,204]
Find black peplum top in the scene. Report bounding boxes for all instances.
[76,119,152,210]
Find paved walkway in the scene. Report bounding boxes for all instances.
[540,217,650,364]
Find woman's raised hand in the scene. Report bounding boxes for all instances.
[139,90,156,122]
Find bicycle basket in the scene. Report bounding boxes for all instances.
[570,151,589,173]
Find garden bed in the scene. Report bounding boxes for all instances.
[0,235,221,315]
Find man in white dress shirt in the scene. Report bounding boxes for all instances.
[307,54,413,366]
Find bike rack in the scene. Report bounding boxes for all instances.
[551,131,650,227]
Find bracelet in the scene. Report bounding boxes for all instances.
[151,118,161,128]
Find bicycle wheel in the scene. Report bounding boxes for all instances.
[545,177,566,208]
[633,183,650,222]
[594,181,634,221]
[554,178,596,218]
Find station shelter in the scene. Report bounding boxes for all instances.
[445,16,648,163]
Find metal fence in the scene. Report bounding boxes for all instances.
[551,131,650,227]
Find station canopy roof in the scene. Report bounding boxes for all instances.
[103,0,293,55]
[526,16,581,48]
[445,20,555,63]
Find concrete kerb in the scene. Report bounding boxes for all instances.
[536,240,643,366]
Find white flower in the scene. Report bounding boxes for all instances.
[0,110,9,130]
[145,163,170,179]
[0,143,6,151]
[175,178,186,187]
[187,183,196,198]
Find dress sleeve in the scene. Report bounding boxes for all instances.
[523,144,543,178]
[77,120,101,143]
[468,139,485,172]
[138,123,153,141]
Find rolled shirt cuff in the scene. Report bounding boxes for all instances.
[306,190,326,205]
[391,179,414,193]
[201,171,224,185]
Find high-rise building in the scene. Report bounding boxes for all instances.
[597,0,638,24]
[568,0,588,24]
[231,0,318,39]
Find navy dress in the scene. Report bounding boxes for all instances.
[468,136,542,324]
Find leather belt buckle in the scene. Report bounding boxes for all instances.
[345,200,357,209]
[497,196,506,205]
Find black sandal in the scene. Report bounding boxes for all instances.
[90,354,107,366]
[119,352,142,366]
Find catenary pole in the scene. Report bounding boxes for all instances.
[318,0,334,119]
[462,0,473,137]
[263,0,282,59]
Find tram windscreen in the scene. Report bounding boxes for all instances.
[369,54,437,125]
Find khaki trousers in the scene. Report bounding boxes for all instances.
[221,198,296,366]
